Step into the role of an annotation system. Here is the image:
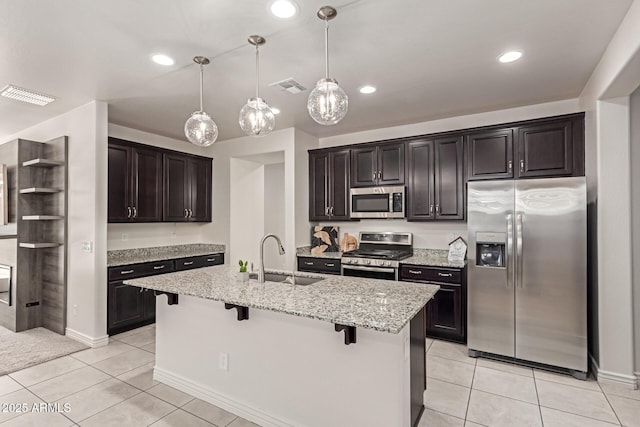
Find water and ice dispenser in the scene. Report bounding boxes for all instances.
[475,232,506,268]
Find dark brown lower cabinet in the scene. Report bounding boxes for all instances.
[297,256,341,275]
[107,253,224,335]
[399,264,467,344]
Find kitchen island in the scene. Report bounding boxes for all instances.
[126,265,439,427]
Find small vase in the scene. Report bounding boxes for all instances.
[239,271,249,282]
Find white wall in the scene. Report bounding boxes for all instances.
[106,124,215,250]
[264,163,286,270]
[631,87,640,376]
[1,101,109,343]
[229,159,265,269]
[294,130,319,248]
[578,0,640,386]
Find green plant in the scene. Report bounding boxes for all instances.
[238,259,248,273]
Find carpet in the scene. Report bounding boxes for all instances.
[0,326,88,376]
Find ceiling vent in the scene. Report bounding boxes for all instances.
[269,78,306,94]
[0,85,56,106]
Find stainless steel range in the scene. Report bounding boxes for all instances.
[341,232,413,280]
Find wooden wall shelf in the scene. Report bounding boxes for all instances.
[19,187,61,194]
[21,215,64,221]
[22,158,65,168]
[18,242,62,249]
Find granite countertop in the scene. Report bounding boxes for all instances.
[296,246,343,259]
[401,249,466,269]
[125,265,438,334]
[107,243,226,267]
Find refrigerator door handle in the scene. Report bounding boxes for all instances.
[516,213,524,288]
[506,214,514,289]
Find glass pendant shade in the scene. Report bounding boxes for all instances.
[185,56,218,146]
[185,111,218,147]
[307,78,348,125]
[239,97,275,136]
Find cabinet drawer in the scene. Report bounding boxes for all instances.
[297,257,341,275]
[399,265,461,284]
[175,253,225,271]
[108,260,175,281]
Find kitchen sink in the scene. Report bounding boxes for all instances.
[249,272,322,286]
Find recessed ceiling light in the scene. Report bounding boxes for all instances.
[498,51,523,63]
[271,107,281,114]
[0,84,55,106]
[359,85,376,94]
[269,0,298,19]
[152,54,175,66]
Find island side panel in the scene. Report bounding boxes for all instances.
[410,306,427,426]
[154,294,411,427]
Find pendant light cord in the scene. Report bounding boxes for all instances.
[324,20,330,79]
[199,64,204,112]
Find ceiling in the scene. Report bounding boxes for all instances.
[0,0,633,142]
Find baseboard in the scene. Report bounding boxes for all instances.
[65,328,109,348]
[589,353,639,389]
[154,367,298,427]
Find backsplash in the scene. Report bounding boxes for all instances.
[312,220,468,250]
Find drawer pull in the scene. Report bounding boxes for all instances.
[408,269,422,275]
[207,258,217,262]
[120,270,134,275]
[153,265,165,270]
[438,272,453,277]
[325,263,335,267]
[183,261,194,266]
[304,262,314,266]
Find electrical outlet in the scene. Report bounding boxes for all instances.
[82,241,93,253]
[219,352,229,371]
[122,233,128,241]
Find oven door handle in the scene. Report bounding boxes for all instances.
[342,265,396,274]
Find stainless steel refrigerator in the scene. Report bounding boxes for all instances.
[467,177,587,377]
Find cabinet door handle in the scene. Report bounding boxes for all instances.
[120,269,134,275]
[330,206,334,216]
[429,205,434,214]
[325,207,329,215]
[153,265,165,270]
[207,258,217,262]
[508,160,513,172]
[304,262,314,266]
[520,160,524,173]
[325,263,335,267]
[438,272,453,277]
[132,207,137,218]
[377,171,381,180]
[435,205,440,214]
[183,261,194,266]
[408,269,422,275]
[184,209,188,218]
[190,209,193,218]
[127,207,132,218]
[372,172,376,181]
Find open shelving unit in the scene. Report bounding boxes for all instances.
[15,137,68,334]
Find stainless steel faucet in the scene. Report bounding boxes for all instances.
[258,234,286,283]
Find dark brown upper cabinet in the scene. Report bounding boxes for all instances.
[466,128,514,180]
[163,153,212,222]
[309,149,351,221]
[407,136,464,221]
[351,142,404,187]
[108,138,163,223]
[467,114,584,181]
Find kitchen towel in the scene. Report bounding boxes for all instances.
[311,226,340,254]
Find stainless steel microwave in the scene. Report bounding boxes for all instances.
[350,186,405,219]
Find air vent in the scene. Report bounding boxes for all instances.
[269,78,306,94]
[0,85,56,106]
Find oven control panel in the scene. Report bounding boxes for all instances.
[341,257,399,268]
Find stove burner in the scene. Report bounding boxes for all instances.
[343,249,412,260]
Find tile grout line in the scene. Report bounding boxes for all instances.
[463,356,477,423]
[595,379,624,426]
[533,370,544,426]
[536,403,623,426]
[71,387,145,424]
[8,358,89,389]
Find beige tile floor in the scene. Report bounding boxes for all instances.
[421,338,640,427]
[1,327,639,426]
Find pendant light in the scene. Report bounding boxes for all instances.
[307,6,348,125]
[239,35,275,137]
[184,56,218,146]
